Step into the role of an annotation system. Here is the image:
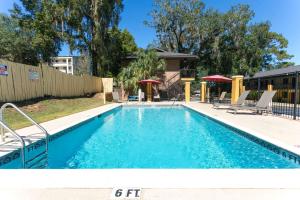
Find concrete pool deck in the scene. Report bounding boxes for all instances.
[186,102,300,149]
[1,188,300,200]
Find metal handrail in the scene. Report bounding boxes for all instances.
[0,103,49,168]
[0,121,25,168]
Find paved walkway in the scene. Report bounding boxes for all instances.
[187,102,300,150]
[1,188,300,200]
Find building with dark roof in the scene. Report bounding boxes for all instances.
[245,65,300,104]
[125,48,198,99]
[249,65,300,79]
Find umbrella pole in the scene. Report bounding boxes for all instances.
[147,82,152,102]
[207,87,210,103]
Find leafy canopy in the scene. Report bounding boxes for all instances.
[147,1,294,76]
[10,0,126,76]
[11,0,63,63]
[0,14,40,65]
[101,28,138,77]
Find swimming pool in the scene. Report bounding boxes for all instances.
[2,106,300,168]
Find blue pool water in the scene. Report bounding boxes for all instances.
[44,106,298,169]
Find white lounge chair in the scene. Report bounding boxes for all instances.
[228,91,276,114]
[214,90,250,109]
[112,92,126,103]
[153,94,160,102]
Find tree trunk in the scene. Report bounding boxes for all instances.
[91,50,98,76]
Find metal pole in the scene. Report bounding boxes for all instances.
[293,72,299,120]
[257,78,261,101]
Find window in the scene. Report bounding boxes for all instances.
[292,78,296,88]
[283,91,288,98]
[283,78,289,85]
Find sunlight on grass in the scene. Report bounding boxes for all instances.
[3,97,107,130]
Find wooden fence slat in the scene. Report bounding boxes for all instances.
[0,59,110,102]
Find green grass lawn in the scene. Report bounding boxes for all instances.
[2,97,106,130]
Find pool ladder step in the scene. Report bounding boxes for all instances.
[25,150,48,169]
[0,103,49,169]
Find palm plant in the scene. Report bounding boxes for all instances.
[118,49,166,94]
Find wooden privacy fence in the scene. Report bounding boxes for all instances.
[0,59,107,102]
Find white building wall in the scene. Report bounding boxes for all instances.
[51,56,74,75]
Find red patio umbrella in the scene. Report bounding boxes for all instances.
[138,79,160,102]
[202,75,232,83]
[202,75,231,102]
[138,79,161,84]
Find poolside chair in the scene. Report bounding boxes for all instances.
[140,92,145,101]
[112,92,126,103]
[213,90,250,109]
[213,91,228,103]
[128,95,138,101]
[228,91,276,115]
[153,93,160,102]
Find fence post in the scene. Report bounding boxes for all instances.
[293,72,299,120]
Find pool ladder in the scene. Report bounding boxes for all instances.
[0,103,49,169]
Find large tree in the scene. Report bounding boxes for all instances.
[11,0,124,76]
[218,5,294,75]
[146,0,204,53]
[101,28,138,77]
[0,14,40,65]
[11,0,63,64]
[61,0,124,76]
[148,1,294,76]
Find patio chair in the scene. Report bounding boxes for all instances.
[153,94,160,102]
[140,92,145,101]
[228,91,276,114]
[112,92,126,103]
[128,95,138,101]
[213,91,228,103]
[213,90,250,109]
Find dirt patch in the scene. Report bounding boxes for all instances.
[93,93,104,99]
[23,103,45,113]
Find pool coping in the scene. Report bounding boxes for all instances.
[1,102,300,168]
[0,169,300,189]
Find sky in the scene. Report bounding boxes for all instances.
[0,0,299,64]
